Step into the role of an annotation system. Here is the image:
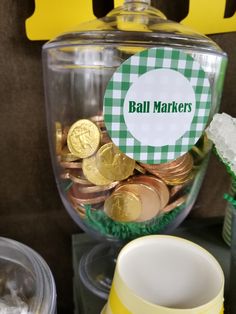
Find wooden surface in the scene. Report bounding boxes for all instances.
[0,1,236,313]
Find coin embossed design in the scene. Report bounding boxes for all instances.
[96,143,135,181]
[104,191,142,222]
[83,155,113,186]
[67,119,101,158]
[116,183,161,222]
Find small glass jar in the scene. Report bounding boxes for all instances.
[0,237,56,314]
[42,0,227,242]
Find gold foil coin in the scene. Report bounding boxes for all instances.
[96,143,135,181]
[83,155,113,186]
[104,191,142,222]
[129,175,169,209]
[116,183,161,222]
[67,119,101,158]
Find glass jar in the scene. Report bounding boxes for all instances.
[0,237,56,314]
[42,0,227,241]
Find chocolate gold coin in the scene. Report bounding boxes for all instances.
[67,119,101,158]
[104,191,142,222]
[83,155,114,186]
[116,183,161,222]
[96,143,135,181]
[129,175,169,209]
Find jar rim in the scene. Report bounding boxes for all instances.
[0,237,56,314]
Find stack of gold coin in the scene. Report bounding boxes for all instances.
[55,116,200,222]
[104,175,170,223]
[68,184,110,205]
[141,153,194,185]
[56,117,137,217]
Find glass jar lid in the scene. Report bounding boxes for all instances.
[45,0,223,55]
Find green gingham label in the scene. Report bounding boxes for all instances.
[103,47,211,164]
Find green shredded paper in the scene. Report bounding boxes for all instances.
[83,203,185,241]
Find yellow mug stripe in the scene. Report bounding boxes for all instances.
[108,284,224,314]
[109,284,132,314]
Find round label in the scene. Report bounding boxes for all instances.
[103,47,211,164]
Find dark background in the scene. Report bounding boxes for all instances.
[0,1,235,313]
